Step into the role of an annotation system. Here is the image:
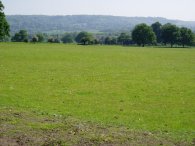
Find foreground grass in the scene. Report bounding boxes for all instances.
[0,108,191,146]
[0,43,195,145]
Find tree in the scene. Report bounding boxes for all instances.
[117,33,132,45]
[179,27,194,47]
[61,34,74,43]
[48,37,54,43]
[31,35,38,43]
[12,30,28,42]
[161,23,180,47]
[0,0,10,41]
[48,37,60,43]
[104,37,117,45]
[132,23,156,47]
[193,33,195,46]
[36,33,44,42]
[75,32,94,45]
[104,37,112,45]
[80,36,94,45]
[93,39,100,45]
[54,38,61,43]
[151,22,162,43]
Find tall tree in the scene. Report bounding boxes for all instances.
[0,0,10,41]
[179,27,194,47]
[161,23,180,47]
[151,22,162,43]
[132,23,156,47]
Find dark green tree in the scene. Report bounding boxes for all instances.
[31,35,38,43]
[151,22,162,43]
[193,33,195,46]
[104,37,117,45]
[48,37,54,43]
[179,27,194,47]
[75,32,94,45]
[61,34,74,43]
[104,37,112,45]
[36,33,44,42]
[12,30,28,42]
[117,33,131,45]
[93,39,100,45]
[80,36,94,45]
[132,23,156,47]
[54,38,61,43]
[0,0,10,41]
[161,23,180,47]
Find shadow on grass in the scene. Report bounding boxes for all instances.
[120,45,195,49]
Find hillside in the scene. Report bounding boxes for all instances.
[6,15,195,34]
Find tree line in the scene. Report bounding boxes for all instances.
[8,22,195,48]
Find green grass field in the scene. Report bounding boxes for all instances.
[0,43,195,145]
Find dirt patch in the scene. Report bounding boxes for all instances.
[0,137,19,146]
[0,108,193,146]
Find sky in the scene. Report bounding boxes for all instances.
[2,0,195,21]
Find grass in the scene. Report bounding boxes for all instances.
[0,43,195,145]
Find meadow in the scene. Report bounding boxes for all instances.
[0,43,195,145]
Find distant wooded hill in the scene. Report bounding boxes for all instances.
[6,15,195,34]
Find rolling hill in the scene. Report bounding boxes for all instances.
[6,15,195,34]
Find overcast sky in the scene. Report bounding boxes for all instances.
[2,0,195,21]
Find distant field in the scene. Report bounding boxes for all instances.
[0,43,195,145]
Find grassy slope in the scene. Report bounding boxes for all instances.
[0,43,195,145]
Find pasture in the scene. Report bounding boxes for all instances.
[0,43,195,145]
